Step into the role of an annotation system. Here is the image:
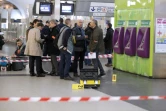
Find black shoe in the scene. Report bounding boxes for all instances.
[30,73,36,76]
[60,76,64,79]
[98,73,106,77]
[42,70,49,74]
[64,76,73,80]
[51,73,59,76]
[36,74,45,77]
[74,73,79,77]
[48,71,55,75]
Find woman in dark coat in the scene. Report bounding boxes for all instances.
[104,23,114,67]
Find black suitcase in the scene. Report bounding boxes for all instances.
[12,62,24,71]
[80,68,98,80]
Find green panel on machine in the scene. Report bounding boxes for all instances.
[114,0,155,77]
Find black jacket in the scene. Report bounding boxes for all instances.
[41,25,50,40]
[73,27,86,52]
[0,35,4,50]
[85,27,93,45]
[104,28,114,50]
[15,44,26,56]
[48,26,60,55]
[58,23,65,30]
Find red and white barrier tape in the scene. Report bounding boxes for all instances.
[0,96,166,102]
[0,59,51,62]
[4,54,112,59]
[0,55,112,62]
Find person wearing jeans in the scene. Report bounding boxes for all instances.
[58,18,73,80]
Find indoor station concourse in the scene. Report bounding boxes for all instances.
[0,0,166,111]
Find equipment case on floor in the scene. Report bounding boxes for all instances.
[80,68,100,88]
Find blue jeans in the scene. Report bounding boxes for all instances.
[105,49,112,64]
[59,51,72,78]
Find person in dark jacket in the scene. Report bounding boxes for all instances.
[58,18,65,30]
[58,18,73,80]
[104,23,114,67]
[42,20,51,56]
[48,19,60,76]
[0,34,4,50]
[89,19,105,77]
[84,23,93,66]
[12,39,26,57]
[72,20,88,77]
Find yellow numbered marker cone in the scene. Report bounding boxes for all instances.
[72,84,84,90]
[112,74,117,82]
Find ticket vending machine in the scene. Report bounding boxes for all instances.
[137,27,150,58]
[113,27,125,54]
[124,27,137,56]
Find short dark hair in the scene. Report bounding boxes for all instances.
[107,23,112,28]
[16,38,22,43]
[59,18,63,23]
[33,19,39,24]
[37,23,44,27]
[46,20,49,24]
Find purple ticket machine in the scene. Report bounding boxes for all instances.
[113,27,125,54]
[136,27,150,58]
[124,27,137,56]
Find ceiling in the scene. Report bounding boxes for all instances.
[0,0,17,9]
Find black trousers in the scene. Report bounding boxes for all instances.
[29,56,42,74]
[73,51,85,73]
[51,55,59,73]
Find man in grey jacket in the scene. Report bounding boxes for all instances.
[89,19,106,77]
[58,18,73,80]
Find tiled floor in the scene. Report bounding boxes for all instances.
[0,43,166,111]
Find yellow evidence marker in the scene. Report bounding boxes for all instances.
[112,74,117,82]
[72,84,84,90]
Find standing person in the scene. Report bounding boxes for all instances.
[48,19,60,76]
[104,23,114,67]
[84,22,93,66]
[58,18,65,30]
[58,18,73,80]
[42,20,51,56]
[0,33,4,50]
[72,20,88,77]
[89,19,106,77]
[24,22,45,77]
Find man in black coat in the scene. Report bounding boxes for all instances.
[72,20,88,77]
[42,20,51,56]
[0,34,4,50]
[104,23,114,67]
[48,19,60,76]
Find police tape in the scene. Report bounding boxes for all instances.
[1,54,113,62]
[0,96,166,102]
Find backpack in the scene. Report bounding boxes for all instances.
[0,56,8,67]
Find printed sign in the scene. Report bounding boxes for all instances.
[155,18,166,53]
[117,20,125,26]
[141,20,150,26]
[128,20,137,26]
